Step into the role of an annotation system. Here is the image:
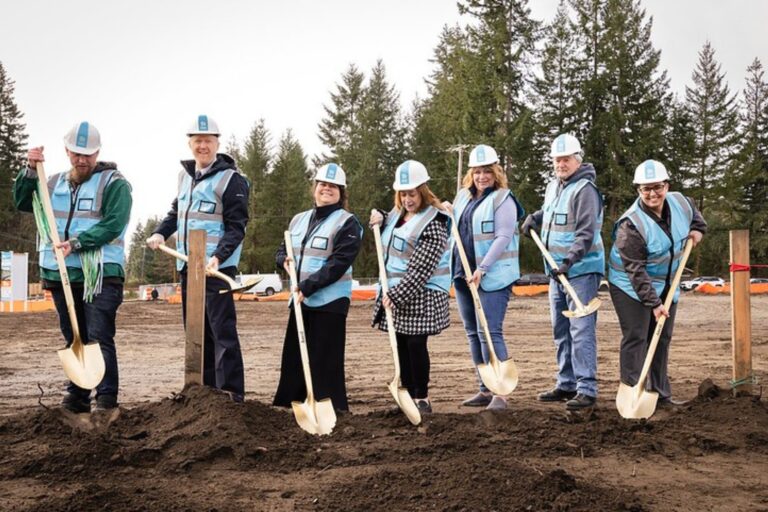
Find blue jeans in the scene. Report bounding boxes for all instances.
[548,273,600,397]
[51,282,123,400]
[454,278,511,393]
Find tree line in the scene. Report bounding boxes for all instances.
[2,0,766,286]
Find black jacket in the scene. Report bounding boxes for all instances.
[155,153,249,269]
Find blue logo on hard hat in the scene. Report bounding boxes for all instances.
[198,115,208,132]
[644,160,656,179]
[556,135,566,152]
[477,146,486,162]
[399,162,410,184]
[325,164,337,180]
[76,122,89,148]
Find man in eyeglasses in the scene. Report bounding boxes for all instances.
[608,160,706,407]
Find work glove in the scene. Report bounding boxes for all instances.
[521,215,539,238]
[146,233,165,250]
[550,259,571,279]
[369,209,384,227]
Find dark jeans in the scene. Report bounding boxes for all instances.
[396,333,430,399]
[50,281,123,400]
[181,268,245,396]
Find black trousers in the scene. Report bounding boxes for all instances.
[610,284,678,399]
[396,333,430,399]
[181,268,245,396]
[273,305,349,411]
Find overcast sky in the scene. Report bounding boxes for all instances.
[3,0,766,246]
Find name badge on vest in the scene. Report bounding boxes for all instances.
[311,236,328,250]
[198,200,216,214]
[555,213,568,225]
[393,235,406,252]
[77,198,94,211]
[481,220,494,233]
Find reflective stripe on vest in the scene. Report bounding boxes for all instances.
[380,205,451,294]
[540,178,605,277]
[608,192,693,303]
[40,170,127,271]
[451,188,525,291]
[289,208,362,307]
[175,168,243,271]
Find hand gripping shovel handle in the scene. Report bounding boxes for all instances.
[530,230,589,311]
[35,163,83,346]
[634,238,694,398]
[155,244,257,294]
[372,222,421,426]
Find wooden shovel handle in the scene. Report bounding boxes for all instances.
[372,222,403,376]
[156,244,236,286]
[35,163,83,346]
[530,230,588,310]
[283,231,316,401]
[635,238,694,391]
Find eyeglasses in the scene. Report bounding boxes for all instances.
[638,183,667,196]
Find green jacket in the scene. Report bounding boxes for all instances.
[13,163,133,284]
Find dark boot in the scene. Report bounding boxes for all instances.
[537,387,577,402]
[62,393,91,414]
[93,394,118,411]
[565,393,596,410]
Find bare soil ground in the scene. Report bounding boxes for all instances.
[0,292,766,511]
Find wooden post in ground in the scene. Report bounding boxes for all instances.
[185,230,206,385]
[729,230,752,396]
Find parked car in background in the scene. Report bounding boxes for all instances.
[515,273,549,286]
[750,277,768,284]
[237,273,283,296]
[680,276,725,291]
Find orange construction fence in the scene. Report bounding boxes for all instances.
[695,282,768,295]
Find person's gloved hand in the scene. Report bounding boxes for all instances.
[550,259,571,279]
[369,209,384,227]
[146,233,165,250]
[521,215,539,238]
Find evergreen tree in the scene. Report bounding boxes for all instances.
[0,61,33,259]
[316,64,366,170]
[683,41,740,214]
[125,217,176,285]
[237,119,272,273]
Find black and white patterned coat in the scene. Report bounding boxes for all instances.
[372,215,451,335]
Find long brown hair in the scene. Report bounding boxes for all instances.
[461,163,508,190]
[394,183,442,212]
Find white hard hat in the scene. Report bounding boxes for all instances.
[393,160,430,190]
[187,115,221,136]
[468,144,499,167]
[315,163,346,186]
[63,121,101,155]
[633,159,670,185]
[550,134,582,157]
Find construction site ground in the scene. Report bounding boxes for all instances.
[0,292,766,511]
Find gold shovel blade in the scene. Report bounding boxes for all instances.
[477,358,519,396]
[615,382,660,419]
[388,380,422,425]
[291,397,336,435]
[218,276,264,295]
[562,297,602,318]
[58,342,105,390]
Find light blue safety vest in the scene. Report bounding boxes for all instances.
[608,192,693,304]
[541,178,605,277]
[289,208,363,307]
[40,170,126,270]
[380,205,451,294]
[451,188,525,291]
[176,169,244,271]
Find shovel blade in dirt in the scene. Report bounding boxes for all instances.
[562,297,602,318]
[291,398,336,436]
[58,341,105,390]
[477,358,519,396]
[388,380,422,426]
[615,382,659,419]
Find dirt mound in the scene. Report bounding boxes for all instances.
[1,380,766,511]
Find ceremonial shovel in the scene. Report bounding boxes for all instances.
[156,245,262,294]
